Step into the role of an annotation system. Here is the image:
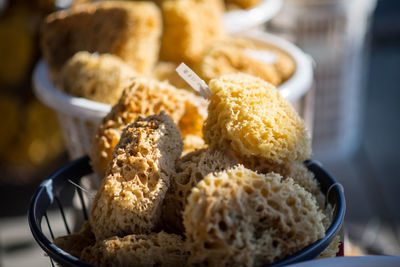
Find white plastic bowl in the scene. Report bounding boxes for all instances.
[224,0,282,33]
[240,30,314,103]
[33,30,313,159]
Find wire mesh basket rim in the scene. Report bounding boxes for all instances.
[28,156,95,267]
[28,156,345,267]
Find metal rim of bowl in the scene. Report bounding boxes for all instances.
[28,157,345,267]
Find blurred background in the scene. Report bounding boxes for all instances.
[0,0,399,265]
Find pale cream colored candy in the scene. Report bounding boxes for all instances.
[197,41,281,86]
[238,155,330,229]
[90,77,205,178]
[161,148,239,233]
[41,1,162,76]
[184,165,325,266]
[196,36,295,85]
[90,113,183,240]
[160,0,225,65]
[203,73,311,164]
[238,155,320,197]
[81,231,188,267]
[58,51,136,105]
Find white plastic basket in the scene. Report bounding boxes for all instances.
[224,0,282,33]
[32,30,314,161]
[267,0,377,161]
[33,61,111,160]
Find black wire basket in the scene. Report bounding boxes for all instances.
[28,156,345,267]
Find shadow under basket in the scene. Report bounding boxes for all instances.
[28,156,345,267]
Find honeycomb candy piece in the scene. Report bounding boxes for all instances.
[161,148,239,233]
[238,156,320,197]
[53,221,95,258]
[281,161,320,196]
[197,37,295,85]
[197,41,281,86]
[41,1,161,76]
[229,37,296,82]
[90,113,183,240]
[203,73,311,164]
[318,235,341,258]
[81,231,189,267]
[152,61,194,93]
[90,77,205,178]
[236,155,329,225]
[184,165,325,266]
[58,51,136,105]
[174,148,239,204]
[160,0,225,65]
[238,156,332,229]
[242,156,334,234]
[274,49,296,82]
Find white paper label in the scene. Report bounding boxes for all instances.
[176,63,212,99]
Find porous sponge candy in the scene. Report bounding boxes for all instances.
[58,51,136,105]
[197,40,282,86]
[203,73,311,164]
[238,155,320,198]
[90,77,205,178]
[238,155,330,228]
[160,0,225,64]
[161,148,239,234]
[90,113,183,240]
[41,1,162,77]
[81,231,188,267]
[184,165,325,266]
